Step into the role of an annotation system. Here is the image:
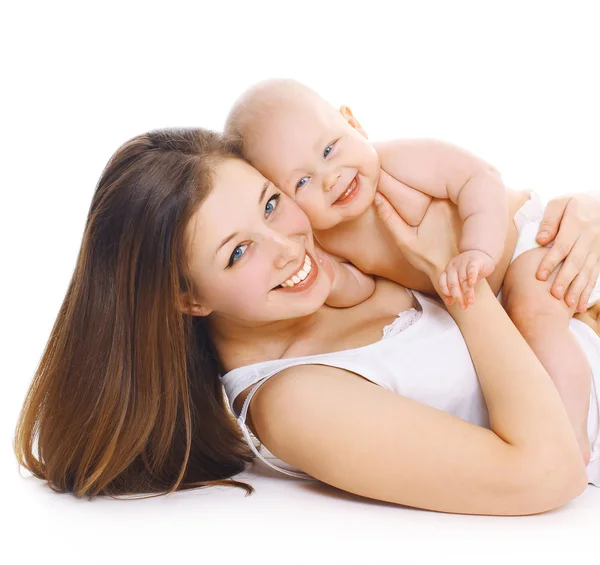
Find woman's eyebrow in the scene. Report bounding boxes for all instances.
[215,232,238,256]
[215,180,272,257]
[258,180,271,204]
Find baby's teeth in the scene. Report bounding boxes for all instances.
[298,270,307,281]
[292,275,300,284]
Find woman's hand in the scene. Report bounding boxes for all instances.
[536,192,600,312]
[374,190,460,292]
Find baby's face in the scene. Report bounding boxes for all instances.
[246,98,381,231]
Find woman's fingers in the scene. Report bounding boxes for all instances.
[374,192,411,247]
[537,232,578,289]
[548,235,586,300]
[536,198,574,282]
[536,196,569,249]
[575,256,600,313]
[536,194,600,297]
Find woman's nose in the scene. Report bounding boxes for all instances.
[272,235,301,270]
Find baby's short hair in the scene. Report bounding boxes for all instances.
[224,78,322,157]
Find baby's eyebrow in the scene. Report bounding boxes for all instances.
[312,135,327,152]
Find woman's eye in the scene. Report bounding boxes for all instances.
[227,244,248,267]
[296,177,309,190]
[323,144,334,158]
[265,193,280,216]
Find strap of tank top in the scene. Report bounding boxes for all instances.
[238,376,312,480]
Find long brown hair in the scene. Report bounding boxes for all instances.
[14,128,255,498]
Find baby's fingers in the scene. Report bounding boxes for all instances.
[438,272,455,305]
[460,262,476,305]
[446,267,466,308]
[467,261,480,286]
[439,271,450,297]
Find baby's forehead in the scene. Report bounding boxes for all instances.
[264,96,337,144]
[271,89,334,124]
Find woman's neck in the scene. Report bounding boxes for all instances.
[208,309,326,373]
[209,278,419,374]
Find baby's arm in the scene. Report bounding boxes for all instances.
[375,139,508,305]
[315,247,376,308]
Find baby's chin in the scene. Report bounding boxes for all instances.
[311,206,368,230]
[339,177,377,220]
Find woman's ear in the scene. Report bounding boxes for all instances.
[339,105,368,139]
[179,292,213,317]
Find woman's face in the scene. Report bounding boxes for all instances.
[185,158,332,325]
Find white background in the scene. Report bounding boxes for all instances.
[2,1,600,563]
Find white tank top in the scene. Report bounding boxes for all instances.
[220,291,600,486]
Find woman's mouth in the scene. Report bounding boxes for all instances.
[274,251,319,293]
[333,175,360,206]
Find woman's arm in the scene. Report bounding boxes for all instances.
[374,193,587,467]
[247,198,587,516]
[536,192,600,311]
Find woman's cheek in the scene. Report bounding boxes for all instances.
[234,264,272,303]
[281,192,312,232]
[289,201,313,233]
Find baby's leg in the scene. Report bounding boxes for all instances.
[502,247,591,465]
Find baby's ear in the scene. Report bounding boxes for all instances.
[339,105,368,138]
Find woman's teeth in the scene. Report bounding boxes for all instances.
[280,254,312,287]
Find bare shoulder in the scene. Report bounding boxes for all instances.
[248,362,571,515]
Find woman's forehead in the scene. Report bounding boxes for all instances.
[210,159,268,205]
[188,159,267,254]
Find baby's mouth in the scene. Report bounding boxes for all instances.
[333,175,359,205]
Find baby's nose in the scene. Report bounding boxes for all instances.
[323,170,342,192]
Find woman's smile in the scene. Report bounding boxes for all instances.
[274,251,319,293]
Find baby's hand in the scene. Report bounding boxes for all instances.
[439,250,495,307]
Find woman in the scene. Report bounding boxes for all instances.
[14,128,600,515]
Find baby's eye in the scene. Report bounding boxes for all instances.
[323,144,334,158]
[227,244,248,267]
[265,193,280,216]
[296,177,309,190]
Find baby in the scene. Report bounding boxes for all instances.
[224,78,599,463]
